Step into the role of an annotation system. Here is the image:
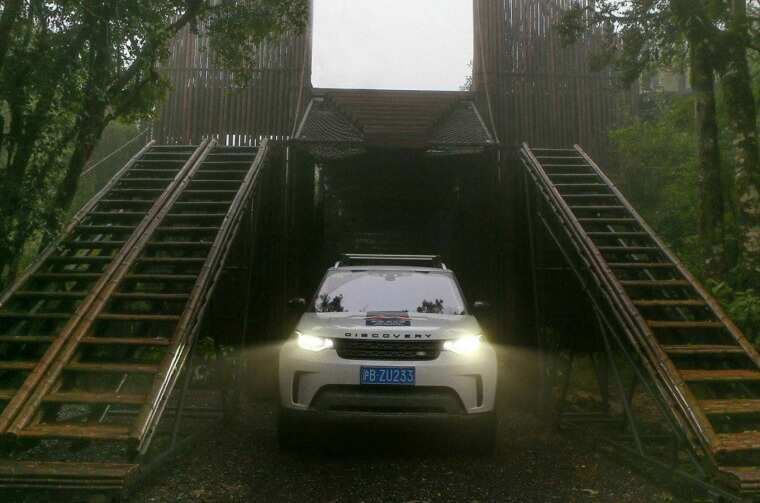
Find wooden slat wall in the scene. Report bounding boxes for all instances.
[156,1,635,156]
[153,23,310,145]
[474,0,637,161]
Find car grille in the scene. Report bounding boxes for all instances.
[334,339,443,361]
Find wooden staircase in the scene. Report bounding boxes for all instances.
[0,140,271,492]
[522,144,760,495]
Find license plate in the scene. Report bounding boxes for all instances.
[360,366,415,385]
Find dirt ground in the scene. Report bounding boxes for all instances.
[125,345,698,503]
[2,347,708,503]
[126,399,686,503]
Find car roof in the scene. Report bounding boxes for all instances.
[329,265,453,273]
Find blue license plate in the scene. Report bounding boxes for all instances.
[360,366,415,385]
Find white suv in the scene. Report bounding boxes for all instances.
[278,254,498,450]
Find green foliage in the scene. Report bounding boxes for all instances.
[0,0,307,286]
[209,0,308,86]
[710,281,760,345]
[609,97,700,252]
[69,122,144,217]
[609,92,760,336]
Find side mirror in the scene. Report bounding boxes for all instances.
[287,297,307,309]
[472,301,491,313]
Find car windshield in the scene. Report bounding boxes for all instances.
[312,269,466,315]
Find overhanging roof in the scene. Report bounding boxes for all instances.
[294,89,495,151]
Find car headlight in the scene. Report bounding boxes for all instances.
[296,331,334,352]
[443,334,482,354]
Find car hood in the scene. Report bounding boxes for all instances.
[295,312,482,341]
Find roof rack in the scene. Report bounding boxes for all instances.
[336,254,446,270]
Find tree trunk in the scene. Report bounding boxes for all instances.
[690,41,726,276]
[722,0,760,279]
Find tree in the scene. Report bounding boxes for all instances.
[720,0,760,279]
[560,0,728,275]
[0,0,307,284]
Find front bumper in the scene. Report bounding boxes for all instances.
[278,339,497,415]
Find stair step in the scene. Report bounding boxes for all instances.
[33,273,101,281]
[0,389,15,400]
[569,206,626,210]
[164,213,227,220]
[647,320,723,329]
[202,159,257,164]
[0,460,139,488]
[183,190,237,196]
[96,313,180,322]
[0,362,37,370]
[145,241,212,249]
[620,280,691,288]
[15,291,87,299]
[634,299,706,307]
[98,199,154,205]
[65,241,125,249]
[135,159,187,164]
[44,392,146,405]
[119,178,174,183]
[45,256,114,264]
[0,336,55,344]
[587,232,648,237]
[81,336,170,347]
[17,423,132,441]
[578,218,637,224]
[663,345,743,355]
[75,225,136,233]
[549,174,599,178]
[555,183,608,188]
[154,227,220,233]
[188,180,240,186]
[0,312,71,319]
[66,362,160,374]
[715,432,760,453]
[125,274,197,282]
[107,188,164,194]
[609,263,677,269]
[680,370,760,382]
[136,257,205,265]
[111,293,190,301]
[598,246,660,253]
[194,169,248,175]
[172,201,231,207]
[701,400,760,415]
[717,466,760,492]
[128,168,182,173]
[542,163,591,167]
[87,212,147,219]
[563,194,618,199]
